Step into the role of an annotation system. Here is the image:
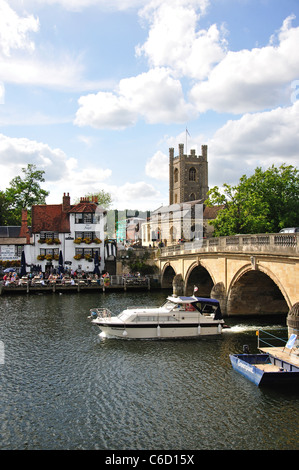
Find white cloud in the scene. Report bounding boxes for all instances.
[0,134,70,182]
[0,0,110,91]
[145,150,168,180]
[208,100,299,186]
[0,133,112,202]
[75,67,196,129]
[0,81,4,104]
[136,1,225,79]
[20,0,149,12]
[0,0,39,57]
[110,181,164,210]
[190,15,299,114]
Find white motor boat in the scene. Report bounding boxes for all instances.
[89,295,227,339]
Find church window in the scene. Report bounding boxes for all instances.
[189,167,196,181]
[174,168,179,183]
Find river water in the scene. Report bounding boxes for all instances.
[0,290,298,451]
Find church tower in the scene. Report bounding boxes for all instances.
[169,143,209,205]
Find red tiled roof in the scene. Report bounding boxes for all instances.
[68,202,98,213]
[31,204,70,233]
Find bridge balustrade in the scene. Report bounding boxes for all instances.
[160,233,298,257]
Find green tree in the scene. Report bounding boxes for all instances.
[5,164,49,224]
[0,190,10,225]
[76,190,112,208]
[205,164,299,236]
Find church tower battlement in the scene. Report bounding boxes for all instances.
[169,143,208,205]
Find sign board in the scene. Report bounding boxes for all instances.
[0,246,19,260]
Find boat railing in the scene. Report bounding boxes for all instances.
[126,305,161,310]
[257,329,289,350]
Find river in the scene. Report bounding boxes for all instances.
[0,290,298,451]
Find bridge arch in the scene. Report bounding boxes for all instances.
[161,263,176,289]
[227,264,289,316]
[185,261,214,296]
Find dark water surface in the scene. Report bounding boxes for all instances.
[0,290,298,450]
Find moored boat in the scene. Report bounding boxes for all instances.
[89,295,227,339]
[230,332,299,386]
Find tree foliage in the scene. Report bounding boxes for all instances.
[75,190,113,209]
[3,164,49,224]
[205,164,299,236]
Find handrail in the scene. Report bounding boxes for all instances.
[257,329,288,349]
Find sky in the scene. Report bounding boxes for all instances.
[0,0,298,211]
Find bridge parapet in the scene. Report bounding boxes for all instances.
[160,233,298,257]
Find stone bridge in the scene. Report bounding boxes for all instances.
[157,233,299,317]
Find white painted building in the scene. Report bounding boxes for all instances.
[26,194,106,274]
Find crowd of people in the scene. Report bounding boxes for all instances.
[1,269,109,287]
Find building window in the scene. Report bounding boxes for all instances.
[189,167,196,181]
[75,231,97,241]
[40,248,59,258]
[75,213,95,224]
[75,248,100,258]
[15,245,24,256]
[40,232,58,241]
[174,168,179,183]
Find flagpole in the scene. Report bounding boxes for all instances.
[186,127,190,155]
[186,127,188,155]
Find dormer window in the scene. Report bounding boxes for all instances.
[75,213,94,224]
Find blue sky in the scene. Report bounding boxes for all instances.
[0,0,298,211]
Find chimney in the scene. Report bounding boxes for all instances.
[62,192,71,211]
[19,209,30,244]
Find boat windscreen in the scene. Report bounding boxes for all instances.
[162,301,177,310]
[193,302,223,319]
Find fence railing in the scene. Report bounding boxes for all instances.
[160,233,298,257]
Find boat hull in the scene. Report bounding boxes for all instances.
[96,322,222,339]
[230,353,299,386]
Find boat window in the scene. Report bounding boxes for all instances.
[162,301,177,310]
[136,316,155,322]
[194,302,215,314]
[185,304,196,311]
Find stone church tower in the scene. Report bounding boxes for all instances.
[169,143,209,205]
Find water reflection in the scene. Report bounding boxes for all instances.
[0,291,298,450]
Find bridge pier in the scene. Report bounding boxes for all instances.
[287,303,299,340]
[211,282,227,316]
[172,274,184,296]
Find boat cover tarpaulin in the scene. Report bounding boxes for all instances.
[179,296,223,320]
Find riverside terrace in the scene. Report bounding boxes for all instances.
[0,273,156,295]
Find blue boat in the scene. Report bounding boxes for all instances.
[230,332,299,386]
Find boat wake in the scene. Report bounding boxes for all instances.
[224,324,286,334]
